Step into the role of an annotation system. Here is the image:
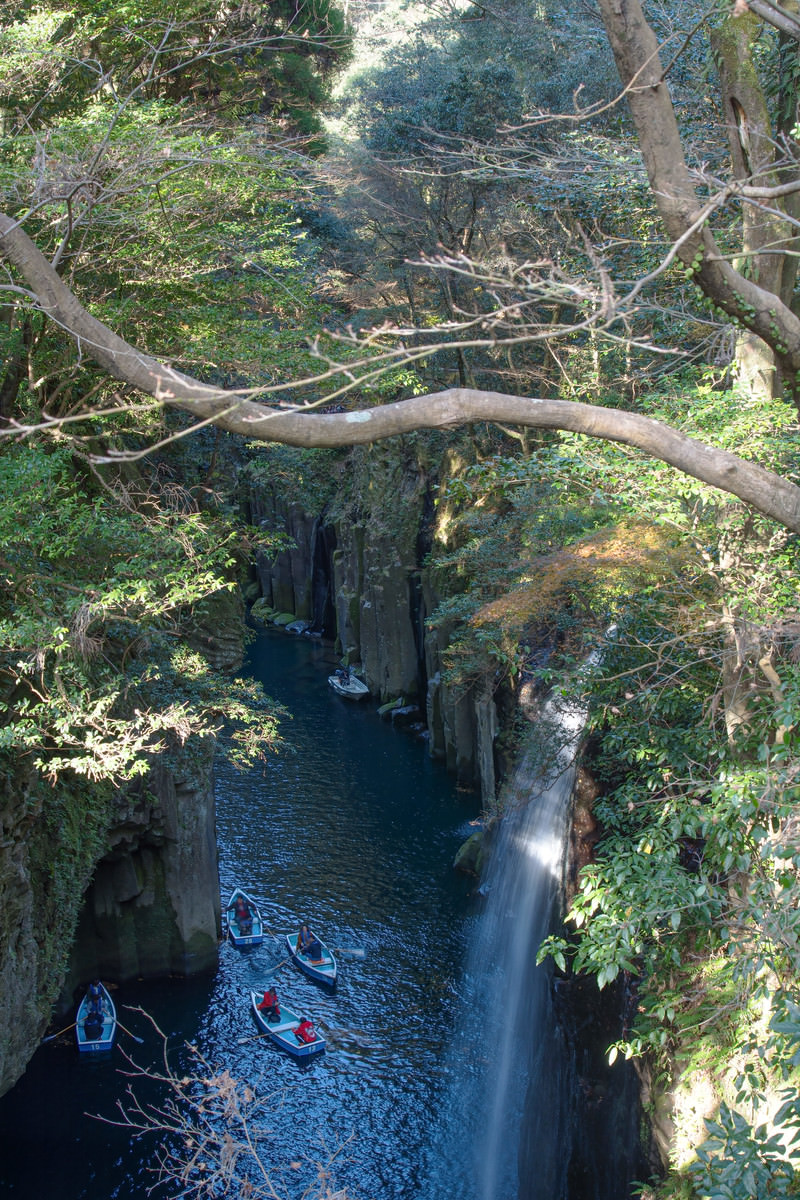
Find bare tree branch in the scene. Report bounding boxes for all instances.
[597,0,800,395]
[3,209,800,533]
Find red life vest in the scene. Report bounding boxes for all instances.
[295,1020,316,1044]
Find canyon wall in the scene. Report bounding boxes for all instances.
[0,589,243,1098]
[242,463,500,804]
[0,446,502,1100]
[62,745,221,995]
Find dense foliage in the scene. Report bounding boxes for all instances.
[3,0,800,1197]
[422,375,800,1194]
[312,4,800,1191]
[0,0,352,789]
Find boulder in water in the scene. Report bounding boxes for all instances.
[285,619,310,634]
[453,830,486,878]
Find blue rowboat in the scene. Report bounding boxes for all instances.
[285,930,338,988]
[224,887,265,948]
[75,981,116,1054]
[249,991,325,1060]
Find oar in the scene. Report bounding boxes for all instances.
[332,946,366,960]
[235,1027,284,1046]
[236,1027,289,1046]
[41,1020,76,1044]
[265,956,291,975]
[116,1019,144,1045]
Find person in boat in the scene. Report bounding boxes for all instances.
[83,1009,104,1040]
[295,1017,317,1044]
[297,923,323,959]
[335,665,350,684]
[87,980,103,1015]
[234,896,253,936]
[257,986,280,1023]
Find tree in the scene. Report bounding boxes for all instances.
[0,0,349,133]
[102,1011,357,1199]
[5,3,800,535]
[0,0,351,785]
[4,205,800,534]
[4,4,800,1192]
[596,0,800,402]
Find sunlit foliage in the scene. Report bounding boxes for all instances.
[0,444,285,781]
[0,0,353,795]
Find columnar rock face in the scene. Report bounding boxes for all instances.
[63,748,221,993]
[356,531,420,700]
[423,594,497,795]
[245,471,500,802]
[0,587,243,1099]
[0,742,222,1100]
[0,769,51,1097]
[332,533,363,655]
[61,588,244,993]
[186,588,247,672]
[251,492,317,619]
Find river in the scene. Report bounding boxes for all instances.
[0,627,483,1199]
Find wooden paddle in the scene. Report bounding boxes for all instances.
[41,1020,76,1044]
[236,1027,288,1046]
[266,956,291,975]
[332,946,366,960]
[116,1019,144,1044]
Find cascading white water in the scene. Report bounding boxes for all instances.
[426,686,591,1200]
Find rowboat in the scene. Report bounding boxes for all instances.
[327,671,369,700]
[249,991,325,1059]
[75,981,116,1054]
[285,930,338,988]
[224,887,265,947]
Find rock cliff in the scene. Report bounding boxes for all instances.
[243,455,500,802]
[0,588,243,1098]
[62,745,221,994]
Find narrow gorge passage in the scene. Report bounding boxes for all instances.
[0,627,646,1199]
[0,628,473,1199]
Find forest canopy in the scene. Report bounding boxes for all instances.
[2,1,800,1196]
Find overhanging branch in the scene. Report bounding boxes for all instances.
[3,210,800,534]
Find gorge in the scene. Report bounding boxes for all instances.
[0,460,649,1197]
[0,625,534,1199]
[2,2,800,1197]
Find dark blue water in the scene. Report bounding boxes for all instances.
[0,628,480,1199]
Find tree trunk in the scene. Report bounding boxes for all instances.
[597,0,800,404]
[711,11,798,399]
[776,0,800,312]
[4,210,800,532]
[0,313,32,424]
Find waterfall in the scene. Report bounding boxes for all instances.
[426,686,591,1200]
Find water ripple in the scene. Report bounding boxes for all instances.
[0,628,479,1200]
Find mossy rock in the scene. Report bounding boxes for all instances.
[453,830,486,878]
[250,598,274,623]
[242,581,261,604]
[378,697,404,718]
[272,611,297,626]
